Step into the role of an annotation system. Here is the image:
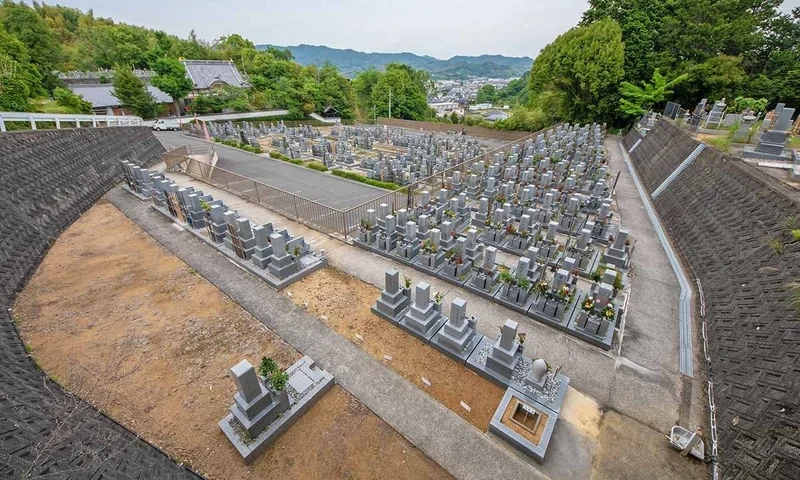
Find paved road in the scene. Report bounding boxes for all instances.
[153,131,385,210]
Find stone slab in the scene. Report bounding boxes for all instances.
[566,316,614,351]
[397,313,449,344]
[489,388,558,464]
[430,330,485,365]
[370,303,407,324]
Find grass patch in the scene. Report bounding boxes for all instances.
[767,237,785,255]
[330,169,403,191]
[789,136,800,149]
[268,151,304,165]
[706,135,732,152]
[305,162,329,172]
[213,137,263,154]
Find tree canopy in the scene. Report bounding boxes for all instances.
[352,63,431,120]
[112,65,157,118]
[529,18,625,124]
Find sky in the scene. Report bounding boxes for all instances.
[46,0,800,59]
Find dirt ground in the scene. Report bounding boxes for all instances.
[284,267,506,430]
[14,201,450,480]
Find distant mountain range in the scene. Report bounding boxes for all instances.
[256,44,533,79]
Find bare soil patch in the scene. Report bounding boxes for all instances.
[284,267,505,430]
[14,201,450,480]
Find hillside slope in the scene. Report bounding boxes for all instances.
[257,44,532,78]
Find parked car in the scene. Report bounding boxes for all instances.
[152,119,181,131]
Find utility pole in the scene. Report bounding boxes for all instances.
[389,86,392,119]
[373,104,377,124]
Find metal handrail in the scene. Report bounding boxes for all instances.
[0,111,143,132]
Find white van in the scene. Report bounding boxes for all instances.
[152,119,181,131]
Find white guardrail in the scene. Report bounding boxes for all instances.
[0,111,143,132]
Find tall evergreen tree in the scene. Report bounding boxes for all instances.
[151,57,193,115]
[111,66,157,118]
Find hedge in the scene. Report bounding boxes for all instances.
[305,162,329,172]
[213,137,263,154]
[268,150,304,165]
[330,169,403,191]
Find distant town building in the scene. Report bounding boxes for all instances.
[484,111,509,122]
[428,101,464,117]
[469,103,493,111]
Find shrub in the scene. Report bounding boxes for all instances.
[269,371,289,391]
[269,151,302,164]
[306,162,328,172]
[330,169,403,191]
[258,357,278,378]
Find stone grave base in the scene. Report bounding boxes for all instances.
[219,356,334,464]
[526,294,583,331]
[465,336,520,388]
[492,289,535,316]
[413,258,446,276]
[566,315,614,350]
[151,204,327,290]
[389,250,418,267]
[489,388,558,464]
[742,145,796,162]
[352,237,376,252]
[574,250,601,279]
[370,303,408,324]
[461,273,504,301]
[397,314,449,344]
[436,266,473,288]
[121,184,153,202]
[430,332,485,365]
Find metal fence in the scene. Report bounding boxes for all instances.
[165,123,555,238]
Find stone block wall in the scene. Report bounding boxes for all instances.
[630,121,800,479]
[621,128,641,152]
[0,127,200,479]
[629,119,702,192]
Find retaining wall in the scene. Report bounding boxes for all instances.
[629,120,800,479]
[0,127,201,479]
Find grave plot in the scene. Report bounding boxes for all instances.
[350,123,631,350]
[202,119,493,187]
[284,267,507,429]
[219,356,334,464]
[14,202,450,479]
[121,161,327,289]
[367,267,572,463]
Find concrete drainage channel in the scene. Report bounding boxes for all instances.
[617,140,694,378]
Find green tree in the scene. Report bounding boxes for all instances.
[352,68,380,117]
[1,0,63,95]
[111,65,157,118]
[529,18,625,123]
[619,69,689,116]
[0,75,30,111]
[53,86,92,113]
[355,63,429,120]
[475,84,497,104]
[675,55,748,104]
[151,57,193,115]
